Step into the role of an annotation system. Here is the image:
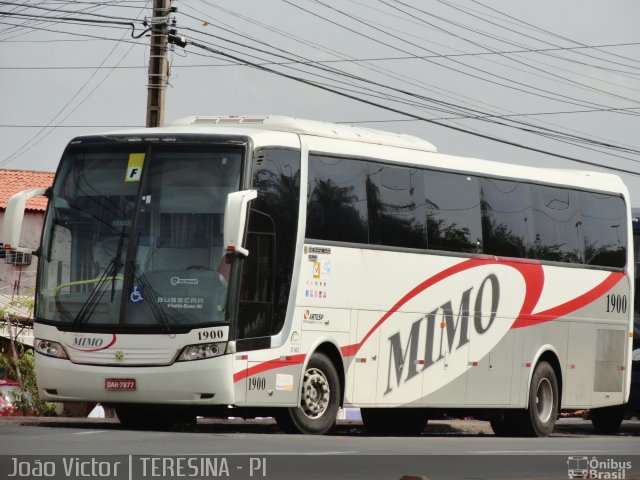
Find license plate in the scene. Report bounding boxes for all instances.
[104,378,136,391]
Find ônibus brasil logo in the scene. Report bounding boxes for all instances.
[567,456,632,479]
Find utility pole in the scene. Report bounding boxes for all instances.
[145,0,171,128]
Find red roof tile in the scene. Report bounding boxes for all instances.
[0,169,54,212]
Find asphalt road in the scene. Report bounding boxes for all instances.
[1,417,639,480]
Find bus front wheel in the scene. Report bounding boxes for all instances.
[275,352,341,435]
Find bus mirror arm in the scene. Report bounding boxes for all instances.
[223,189,258,257]
[2,187,48,254]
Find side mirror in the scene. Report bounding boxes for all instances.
[2,187,48,254]
[223,189,257,257]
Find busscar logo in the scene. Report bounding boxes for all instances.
[385,273,499,395]
[303,309,324,323]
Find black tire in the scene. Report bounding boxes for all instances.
[361,408,427,436]
[115,405,196,431]
[273,408,298,434]
[275,352,341,435]
[590,405,624,434]
[519,361,559,437]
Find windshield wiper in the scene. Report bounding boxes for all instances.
[69,260,119,329]
[131,268,175,335]
[70,229,126,329]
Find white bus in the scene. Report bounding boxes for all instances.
[4,115,634,436]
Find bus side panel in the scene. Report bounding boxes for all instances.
[465,325,515,406]
[516,322,568,409]
[563,322,595,408]
[348,310,380,405]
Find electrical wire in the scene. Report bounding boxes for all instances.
[177,35,640,176]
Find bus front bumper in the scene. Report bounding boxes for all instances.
[35,352,236,405]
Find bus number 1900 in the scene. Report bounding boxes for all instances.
[248,377,266,390]
[606,294,627,314]
[197,329,224,341]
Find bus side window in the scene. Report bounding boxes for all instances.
[237,209,276,339]
[424,171,482,253]
[236,148,300,340]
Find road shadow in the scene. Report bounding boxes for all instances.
[7,416,640,437]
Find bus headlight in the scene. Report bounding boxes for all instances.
[35,339,68,359]
[177,342,226,362]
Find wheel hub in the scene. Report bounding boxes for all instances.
[301,367,330,419]
[535,377,553,423]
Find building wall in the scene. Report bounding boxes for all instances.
[0,211,45,295]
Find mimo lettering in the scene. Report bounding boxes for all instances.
[385,274,499,394]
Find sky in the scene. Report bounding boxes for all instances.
[2,0,640,202]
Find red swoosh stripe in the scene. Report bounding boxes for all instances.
[233,353,307,383]
[512,271,624,328]
[342,257,545,358]
[233,257,624,383]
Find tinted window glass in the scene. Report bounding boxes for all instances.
[480,179,533,258]
[307,155,368,243]
[424,171,482,253]
[124,147,242,328]
[368,164,427,249]
[238,149,301,339]
[579,192,626,268]
[531,186,582,263]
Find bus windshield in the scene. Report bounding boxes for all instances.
[36,142,244,331]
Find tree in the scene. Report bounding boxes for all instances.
[0,297,56,416]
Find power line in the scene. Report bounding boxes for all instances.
[0,2,149,168]
[0,124,143,128]
[303,0,640,111]
[0,1,142,22]
[184,1,640,156]
[176,6,640,157]
[174,35,640,176]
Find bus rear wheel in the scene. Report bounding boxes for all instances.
[519,361,559,437]
[361,408,427,436]
[275,352,340,435]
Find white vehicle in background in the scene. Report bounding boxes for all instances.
[3,115,634,436]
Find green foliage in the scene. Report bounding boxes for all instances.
[1,297,56,416]
[0,348,56,417]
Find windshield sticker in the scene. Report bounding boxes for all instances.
[125,153,145,182]
[170,277,199,286]
[129,285,144,303]
[157,297,204,310]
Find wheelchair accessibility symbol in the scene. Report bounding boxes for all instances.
[129,285,144,303]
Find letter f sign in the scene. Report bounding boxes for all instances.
[125,153,145,182]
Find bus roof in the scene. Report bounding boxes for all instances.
[75,115,628,197]
[170,115,438,153]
